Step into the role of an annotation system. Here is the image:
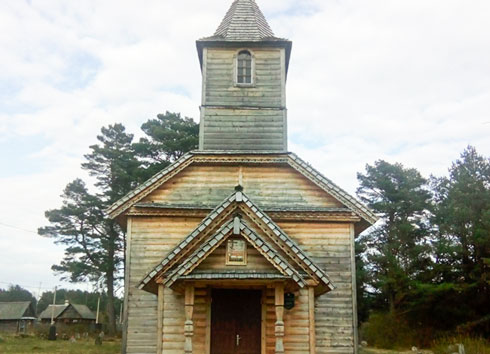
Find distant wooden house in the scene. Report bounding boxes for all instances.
[0,301,36,333]
[110,0,377,353]
[39,301,96,324]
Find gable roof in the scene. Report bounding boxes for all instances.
[138,189,334,293]
[0,301,33,320]
[107,151,377,227]
[39,303,95,320]
[162,217,305,288]
[39,304,65,319]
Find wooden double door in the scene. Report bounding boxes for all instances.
[210,289,262,354]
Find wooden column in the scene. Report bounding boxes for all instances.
[308,287,316,354]
[274,283,285,354]
[184,284,195,354]
[156,283,164,354]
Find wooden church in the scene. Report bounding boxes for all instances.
[109,1,377,353]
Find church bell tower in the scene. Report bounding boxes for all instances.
[196,0,292,152]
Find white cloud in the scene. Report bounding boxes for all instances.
[0,0,489,292]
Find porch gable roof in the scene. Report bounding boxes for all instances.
[138,189,334,293]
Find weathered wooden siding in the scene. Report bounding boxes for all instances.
[127,216,201,354]
[278,222,355,353]
[141,164,343,209]
[264,288,311,354]
[200,47,287,151]
[201,107,286,151]
[196,240,279,272]
[204,48,283,107]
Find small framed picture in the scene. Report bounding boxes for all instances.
[226,239,247,265]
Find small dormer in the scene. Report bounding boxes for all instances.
[196,0,292,152]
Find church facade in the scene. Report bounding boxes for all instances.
[109,1,376,353]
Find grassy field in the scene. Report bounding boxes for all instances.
[0,335,120,354]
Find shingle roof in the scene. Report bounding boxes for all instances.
[162,218,305,288]
[0,302,33,320]
[211,0,276,42]
[138,189,334,292]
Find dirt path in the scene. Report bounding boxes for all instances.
[361,348,433,354]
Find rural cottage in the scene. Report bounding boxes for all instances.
[109,0,377,353]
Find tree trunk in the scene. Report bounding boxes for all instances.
[105,228,117,335]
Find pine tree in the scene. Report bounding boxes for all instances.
[357,160,432,313]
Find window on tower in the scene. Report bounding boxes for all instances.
[237,50,252,84]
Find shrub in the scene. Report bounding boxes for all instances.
[361,312,418,349]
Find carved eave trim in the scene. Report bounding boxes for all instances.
[128,203,361,222]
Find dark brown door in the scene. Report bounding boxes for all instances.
[211,289,262,354]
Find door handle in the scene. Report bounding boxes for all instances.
[236,334,241,346]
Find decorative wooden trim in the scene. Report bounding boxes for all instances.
[308,287,316,354]
[350,224,359,354]
[205,288,211,354]
[184,284,195,354]
[201,47,208,107]
[261,288,266,354]
[157,284,164,354]
[274,283,285,354]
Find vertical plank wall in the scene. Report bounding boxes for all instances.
[278,221,356,354]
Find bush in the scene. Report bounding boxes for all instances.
[431,336,490,354]
[361,312,418,349]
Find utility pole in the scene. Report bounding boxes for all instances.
[119,302,123,324]
[96,294,101,324]
[50,286,57,325]
[48,286,57,341]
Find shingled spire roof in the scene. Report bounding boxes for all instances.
[196,0,292,72]
[213,0,275,41]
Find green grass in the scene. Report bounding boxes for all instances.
[0,335,120,354]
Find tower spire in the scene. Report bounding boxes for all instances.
[214,0,275,42]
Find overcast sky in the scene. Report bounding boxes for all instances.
[1,0,489,296]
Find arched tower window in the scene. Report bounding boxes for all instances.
[237,50,252,84]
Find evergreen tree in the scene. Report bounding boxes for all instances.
[134,111,199,178]
[431,146,490,333]
[39,124,140,334]
[0,285,36,304]
[357,160,432,313]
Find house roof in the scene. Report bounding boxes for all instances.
[39,303,95,320]
[0,301,33,320]
[138,189,334,293]
[107,151,377,228]
[71,304,96,320]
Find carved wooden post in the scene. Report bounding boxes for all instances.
[184,284,195,354]
[157,283,164,354]
[275,283,285,354]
